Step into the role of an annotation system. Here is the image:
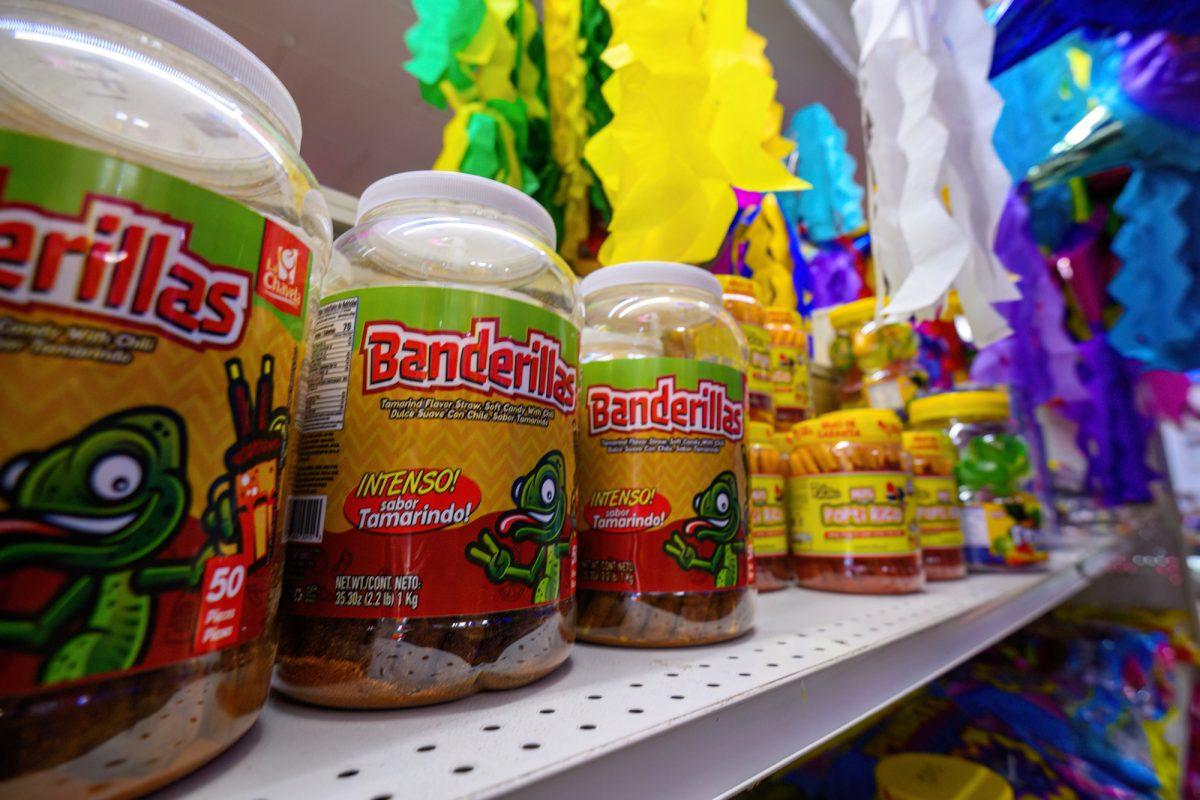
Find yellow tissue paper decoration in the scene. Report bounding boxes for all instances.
[544,0,593,265]
[585,0,808,265]
[736,193,799,308]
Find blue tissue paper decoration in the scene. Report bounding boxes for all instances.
[990,0,1200,78]
[778,104,865,243]
[1109,167,1200,371]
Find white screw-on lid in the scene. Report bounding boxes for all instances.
[579,261,722,301]
[50,0,302,148]
[356,171,557,248]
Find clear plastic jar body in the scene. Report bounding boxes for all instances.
[748,426,791,591]
[765,307,812,432]
[788,411,924,594]
[828,299,918,413]
[903,431,966,581]
[918,414,1048,571]
[275,191,581,706]
[717,275,774,425]
[0,3,329,797]
[576,277,754,646]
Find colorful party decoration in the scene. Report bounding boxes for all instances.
[851,0,1020,346]
[583,0,807,265]
[544,0,594,262]
[778,103,865,242]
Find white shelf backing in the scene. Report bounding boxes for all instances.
[163,541,1119,800]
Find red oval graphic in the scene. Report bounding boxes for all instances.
[583,488,671,534]
[343,468,482,534]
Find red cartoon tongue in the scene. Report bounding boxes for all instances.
[498,511,536,536]
[684,518,715,536]
[0,518,69,537]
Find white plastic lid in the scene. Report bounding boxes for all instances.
[356,171,557,248]
[579,261,722,300]
[51,0,302,148]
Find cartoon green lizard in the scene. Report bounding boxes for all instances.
[0,408,225,684]
[466,451,570,604]
[663,471,745,588]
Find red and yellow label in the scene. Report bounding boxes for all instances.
[577,358,750,593]
[788,472,917,556]
[284,285,578,618]
[750,473,787,557]
[912,475,963,549]
[0,129,313,696]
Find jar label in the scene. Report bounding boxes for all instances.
[962,500,1048,567]
[284,287,578,618]
[750,473,788,556]
[787,472,918,555]
[577,358,750,593]
[912,475,963,549]
[0,129,311,696]
[770,343,811,412]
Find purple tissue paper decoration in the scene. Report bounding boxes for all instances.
[808,246,861,309]
[1120,33,1200,133]
[1062,329,1157,505]
[970,188,1087,407]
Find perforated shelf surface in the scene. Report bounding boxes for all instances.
[164,541,1119,800]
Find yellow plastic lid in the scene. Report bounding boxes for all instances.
[747,421,775,443]
[716,274,763,303]
[807,409,902,445]
[876,754,1014,800]
[902,430,957,462]
[827,296,880,330]
[765,305,803,326]
[908,390,1011,426]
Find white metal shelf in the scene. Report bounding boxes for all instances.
[163,540,1120,800]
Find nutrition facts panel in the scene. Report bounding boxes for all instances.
[302,296,358,432]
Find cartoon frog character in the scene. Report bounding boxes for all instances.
[466,451,570,604]
[0,408,222,684]
[663,471,745,588]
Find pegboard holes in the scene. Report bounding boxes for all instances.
[522,743,541,750]
[629,683,643,688]
[738,672,751,677]
[706,683,720,688]
[539,708,555,714]
[766,663,778,668]
[587,695,602,700]
[629,708,644,714]
[417,745,436,753]
[337,769,359,779]
[580,724,597,730]
[670,695,685,700]
[452,766,474,775]
[482,725,501,732]
[370,794,393,800]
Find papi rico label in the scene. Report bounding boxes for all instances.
[788,472,918,556]
[284,286,578,618]
[577,358,750,593]
[0,129,312,696]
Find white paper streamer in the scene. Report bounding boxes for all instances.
[851,0,1019,345]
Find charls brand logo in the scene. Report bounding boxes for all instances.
[0,179,252,348]
[256,220,309,317]
[361,317,577,413]
[588,376,744,440]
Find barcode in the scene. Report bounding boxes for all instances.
[286,496,327,543]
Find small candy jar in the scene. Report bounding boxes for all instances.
[787,410,924,594]
[747,422,791,591]
[902,431,966,580]
[909,391,1049,571]
[717,275,775,425]
[827,298,918,413]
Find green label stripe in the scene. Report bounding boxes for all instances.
[0,128,308,340]
[325,285,579,362]
[581,357,744,400]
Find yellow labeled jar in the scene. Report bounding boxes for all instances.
[0,2,330,795]
[276,173,581,707]
[717,275,774,425]
[765,306,812,431]
[788,410,923,594]
[827,298,918,412]
[576,262,753,646]
[909,391,1048,571]
[902,431,966,580]
[748,422,791,591]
